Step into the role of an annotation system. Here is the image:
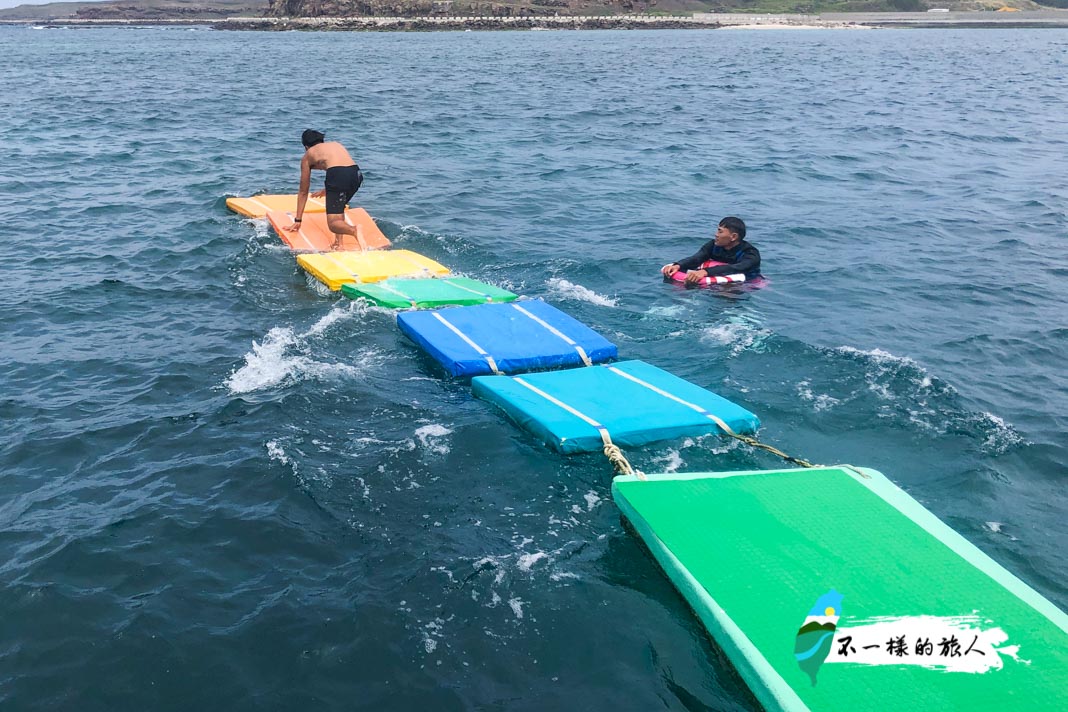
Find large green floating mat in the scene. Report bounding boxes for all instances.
[340,277,517,308]
[472,360,759,453]
[612,466,1068,712]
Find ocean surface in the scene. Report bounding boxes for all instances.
[1,24,1066,710]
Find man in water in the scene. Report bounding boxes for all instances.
[661,216,762,283]
[285,129,366,250]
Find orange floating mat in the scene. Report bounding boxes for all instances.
[225,194,328,218]
[266,208,392,252]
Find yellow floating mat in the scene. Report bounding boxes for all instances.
[266,208,392,252]
[226,194,328,219]
[297,250,450,291]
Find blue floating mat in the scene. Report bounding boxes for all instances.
[472,360,760,453]
[396,300,617,378]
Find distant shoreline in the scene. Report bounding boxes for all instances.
[5,10,1068,31]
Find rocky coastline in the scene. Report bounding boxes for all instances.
[6,8,1068,30]
[213,15,717,30]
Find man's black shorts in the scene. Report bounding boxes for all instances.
[324,165,364,214]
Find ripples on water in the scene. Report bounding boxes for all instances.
[1,25,1066,710]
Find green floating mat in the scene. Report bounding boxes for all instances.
[341,277,517,308]
[612,466,1068,712]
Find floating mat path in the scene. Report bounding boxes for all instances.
[297,250,450,291]
[473,359,759,453]
[341,277,518,308]
[226,194,327,218]
[398,300,617,377]
[612,466,1068,712]
[267,208,392,252]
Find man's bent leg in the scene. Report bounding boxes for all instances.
[326,214,365,250]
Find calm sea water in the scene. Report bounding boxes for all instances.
[1,24,1066,710]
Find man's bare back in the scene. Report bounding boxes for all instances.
[305,141,356,171]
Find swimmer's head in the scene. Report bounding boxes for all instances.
[714,217,746,247]
[301,129,325,148]
[719,217,746,240]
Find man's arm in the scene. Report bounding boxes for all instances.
[704,245,760,277]
[284,157,313,233]
[294,154,311,221]
[675,239,717,272]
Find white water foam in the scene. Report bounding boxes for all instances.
[700,316,771,357]
[545,278,618,307]
[266,439,293,468]
[414,424,453,456]
[398,224,430,239]
[420,617,445,654]
[304,273,335,298]
[249,217,272,241]
[651,449,685,473]
[226,308,368,394]
[304,305,352,337]
[516,551,548,572]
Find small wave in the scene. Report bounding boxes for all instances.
[225,322,364,394]
[796,380,841,412]
[983,521,1018,540]
[645,304,687,318]
[978,412,1025,455]
[828,346,1024,453]
[834,346,942,400]
[699,316,771,357]
[304,305,353,337]
[545,278,618,307]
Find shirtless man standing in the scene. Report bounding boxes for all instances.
[285,129,366,250]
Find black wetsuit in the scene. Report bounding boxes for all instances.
[324,165,364,214]
[674,239,762,280]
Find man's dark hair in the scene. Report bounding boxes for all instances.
[301,129,325,148]
[719,216,746,240]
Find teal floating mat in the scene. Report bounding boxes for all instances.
[612,466,1068,712]
[340,277,517,308]
[472,360,759,453]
